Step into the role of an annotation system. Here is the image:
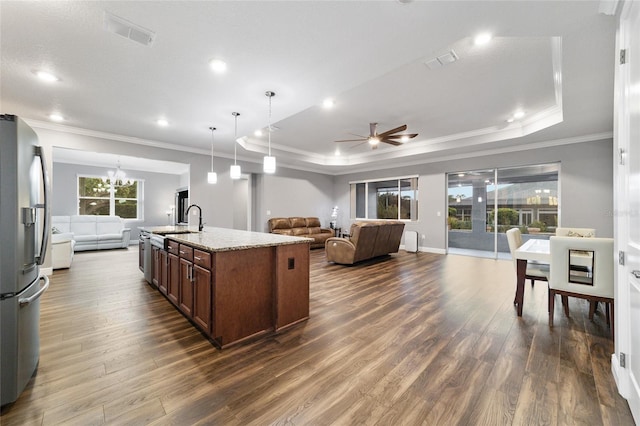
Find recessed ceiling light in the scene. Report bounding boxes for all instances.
[458,173,465,177]
[209,58,227,74]
[254,129,263,137]
[156,119,169,127]
[323,98,335,109]
[34,70,59,82]
[49,114,64,122]
[334,148,341,156]
[506,117,515,123]
[513,110,525,119]
[474,33,492,46]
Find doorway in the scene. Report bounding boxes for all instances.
[446,163,559,259]
[232,174,252,231]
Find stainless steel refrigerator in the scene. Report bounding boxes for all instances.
[0,115,51,406]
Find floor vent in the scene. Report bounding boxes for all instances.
[104,12,156,47]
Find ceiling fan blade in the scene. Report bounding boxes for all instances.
[385,133,419,139]
[377,124,407,138]
[348,133,368,138]
[335,138,367,142]
[380,139,403,146]
[348,140,370,150]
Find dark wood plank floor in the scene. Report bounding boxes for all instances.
[1,247,634,425]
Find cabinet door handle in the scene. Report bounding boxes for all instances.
[180,250,185,255]
[194,256,202,261]
[632,270,640,279]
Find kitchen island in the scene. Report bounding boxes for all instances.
[139,226,311,348]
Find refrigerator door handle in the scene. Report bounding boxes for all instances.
[34,146,51,265]
[19,275,49,307]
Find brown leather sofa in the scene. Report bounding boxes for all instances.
[325,221,405,265]
[268,217,334,249]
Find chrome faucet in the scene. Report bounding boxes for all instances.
[185,204,203,231]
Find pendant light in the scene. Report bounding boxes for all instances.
[230,112,241,179]
[207,126,217,184]
[263,91,276,174]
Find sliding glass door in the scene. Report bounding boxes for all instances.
[447,163,559,258]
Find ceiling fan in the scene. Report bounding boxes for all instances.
[334,123,418,149]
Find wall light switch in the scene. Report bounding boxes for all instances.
[437,211,441,217]
[266,210,271,215]
[421,234,426,239]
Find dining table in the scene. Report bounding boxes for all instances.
[513,237,593,316]
[514,238,551,316]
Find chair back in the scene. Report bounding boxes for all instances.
[548,236,614,298]
[555,227,596,238]
[506,228,523,269]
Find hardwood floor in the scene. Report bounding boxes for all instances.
[1,247,634,425]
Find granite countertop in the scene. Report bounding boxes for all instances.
[139,225,311,252]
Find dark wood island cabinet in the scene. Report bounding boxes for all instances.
[140,226,311,348]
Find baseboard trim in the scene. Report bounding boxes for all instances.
[399,245,446,255]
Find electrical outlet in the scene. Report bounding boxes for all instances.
[437,211,441,217]
[266,210,271,215]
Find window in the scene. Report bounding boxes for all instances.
[78,176,142,219]
[350,176,418,220]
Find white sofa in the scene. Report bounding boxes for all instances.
[52,232,75,269]
[52,215,131,252]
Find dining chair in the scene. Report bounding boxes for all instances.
[546,236,615,339]
[555,227,596,238]
[506,228,548,304]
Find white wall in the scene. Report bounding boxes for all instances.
[52,162,181,241]
[34,125,613,249]
[34,126,263,231]
[256,168,335,232]
[332,138,614,252]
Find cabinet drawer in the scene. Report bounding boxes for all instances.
[166,240,180,255]
[193,249,212,269]
[179,244,193,261]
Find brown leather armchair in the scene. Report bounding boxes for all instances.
[325,221,405,265]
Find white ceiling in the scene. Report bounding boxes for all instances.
[0,1,616,175]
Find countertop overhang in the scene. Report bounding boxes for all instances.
[139,226,312,252]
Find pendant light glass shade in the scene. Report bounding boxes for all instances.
[230,112,241,179]
[208,126,217,184]
[263,156,276,174]
[263,91,276,174]
[230,164,241,179]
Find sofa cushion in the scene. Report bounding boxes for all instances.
[306,217,321,227]
[97,233,124,241]
[74,234,97,243]
[272,229,293,236]
[70,215,98,235]
[269,218,291,231]
[96,217,124,235]
[291,227,309,236]
[52,216,71,233]
[290,217,306,228]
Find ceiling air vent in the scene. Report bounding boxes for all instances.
[104,12,156,47]
[424,50,458,70]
